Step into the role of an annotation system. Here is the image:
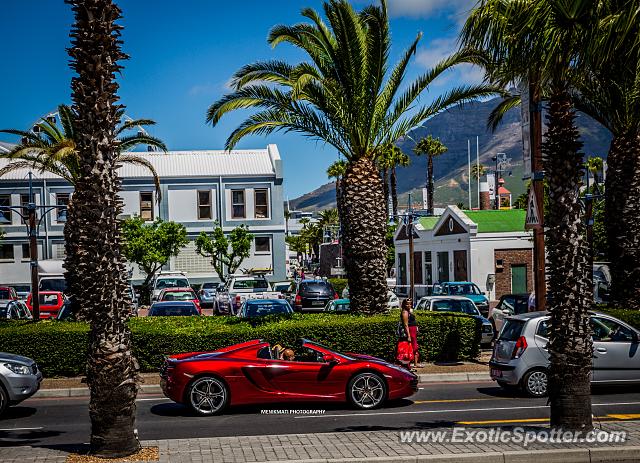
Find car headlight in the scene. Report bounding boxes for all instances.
[4,362,31,375]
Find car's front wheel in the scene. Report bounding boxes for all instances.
[348,372,387,410]
[187,376,229,416]
[0,385,8,417]
[522,368,548,397]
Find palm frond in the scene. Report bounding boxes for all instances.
[488,93,521,132]
[117,154,162,202]
[117,133,167,153]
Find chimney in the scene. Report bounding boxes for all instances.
[480,182,491,210]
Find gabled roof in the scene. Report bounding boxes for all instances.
[463,209,526,233]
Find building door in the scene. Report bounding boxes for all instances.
[511,265,527,294]
[453,250,468,281]
[437,252,449,283]
[413,252,423,285]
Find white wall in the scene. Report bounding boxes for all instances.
[119,190,159,219]
[168,188,217,223]
[0,243,44,284]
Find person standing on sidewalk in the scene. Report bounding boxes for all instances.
[401,298,422,369]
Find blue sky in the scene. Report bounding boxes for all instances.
[1,0,479,199]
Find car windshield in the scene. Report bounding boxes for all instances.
[156,278,189,289]
[432,299,479,315]
[149,304,198,316]
[40,278,67,292]
[447,284,481,296]
[13,285,30,293]
[301,340,356,361]
[0,289,12,299]
[163,291,195,301]
[244,300,291,317]
[202,283,217,290]
[500,319,526,341]
[233,279,269,290]
[334,302,350,312]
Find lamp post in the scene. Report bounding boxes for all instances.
[0,172,67,320]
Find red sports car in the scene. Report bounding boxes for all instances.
[160,339,418,416]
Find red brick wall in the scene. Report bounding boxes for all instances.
[494,249,534,300]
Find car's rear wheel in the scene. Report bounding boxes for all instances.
[0,384,8,417]
[522,368,548,397]
[348,372,386,410]
[187,376,229,416]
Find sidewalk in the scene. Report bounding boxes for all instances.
[2,421,639,462]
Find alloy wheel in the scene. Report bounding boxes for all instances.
[350,373,385,409]
[525,370,548,397]
[189,377,227,415]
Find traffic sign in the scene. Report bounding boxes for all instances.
[525,187,541,229]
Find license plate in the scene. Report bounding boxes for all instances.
[312,300,324,306]
[490,368,502,378]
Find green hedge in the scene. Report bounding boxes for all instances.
[328,278,348,296]
[597,307,640,330]
[0,312,480,377]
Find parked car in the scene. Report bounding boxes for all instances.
[128,283,139,315]
[151,271,191,302]
[215,275,280,315]
[342,286,399,310]
[0,286,18,309]
[160,338,418,415]
[0,352,43,416]
[158,287,202,314]
[198,282,221,308]
[289,279,337,311]
[26,291,65,319]
[11,285,31,301]
[489,294,530,334]
[148,301,200,317]
[324,298,351,313]
[416,296,494,346]
[490,311,640,397]
[437,282,490,317]
[236,299,293,319]
[0,300,33,320]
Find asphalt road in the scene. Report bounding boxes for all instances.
[2,381,640,447]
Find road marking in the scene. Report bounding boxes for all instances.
[459,418,550,425]
[606,414,640,420]
[413,398,508,404]
[294,401,640,419]
[0,427,44,432]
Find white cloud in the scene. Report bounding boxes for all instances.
[415,36,485,87]
[384,0,476,19]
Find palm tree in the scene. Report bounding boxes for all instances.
[327,159,348,211]
[462,0,600,431]
[471,163,486,180]
[319,208,339,226]
[206,0,497,313]
[65,0,139,456]
[377,143,410,221]
[0,104,165,200]
[413,135,447,215]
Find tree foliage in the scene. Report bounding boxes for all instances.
[195,224,253,283]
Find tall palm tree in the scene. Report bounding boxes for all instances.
[462,0,599,431]
[0,104,165,200]
[206,0,497,312]
[413,135,447,215]
[471,163,486,180]
[377,143,410,221]
[327,159,348,211]
[66,0,139,456]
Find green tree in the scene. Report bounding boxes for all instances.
[413,135,448,215]
[121,217,188,303]
[462,0,603,432]
[64,0,139,455]
[195,224,254,283]
[0,104,166,200]
[471,163,486,180]
[206,0,498,313]
[378,143,410,220]
[327,159,348,223]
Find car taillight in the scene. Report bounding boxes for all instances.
[512,336,527,359]
[295,294,302,306]
[235,295,241,306]
[334,292,339,299]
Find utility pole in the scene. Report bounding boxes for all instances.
[407,193,415,304]
[28,172,40,320]
[467,140,472,209]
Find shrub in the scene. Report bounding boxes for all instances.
[0,312,480,377]
[597,307,640,330]
[328,278,348,296]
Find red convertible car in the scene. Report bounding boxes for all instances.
[160,339,418,415]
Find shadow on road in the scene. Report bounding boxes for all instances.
[0,429,65,448]
[0,406,38,420]
[333,419,458,433]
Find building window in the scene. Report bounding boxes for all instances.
[255,236,271,253]
[197,190,212,220]
[139,192,154,221]
[0,195,11,223]
[0,244,14,261]
[254,189,269,219]
[398,253,407,288]
[20,194,30,224]
[22,243,30,260]
[56,193,70,222]
[424,251,433,286]
[231,190,245,219]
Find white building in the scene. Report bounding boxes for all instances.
[0,145,287,285]
[394,206,534,302]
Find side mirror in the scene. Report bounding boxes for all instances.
[322,354,338,364]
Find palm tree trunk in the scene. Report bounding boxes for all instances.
[382,167,389,222]
[390,167,398,220]
[427,155,434,214]
[544,91,593,432]
[605,134,640,310]
[66,0,140,456]
[340,156,387,314]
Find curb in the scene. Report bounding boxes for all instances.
[418,372,491,383]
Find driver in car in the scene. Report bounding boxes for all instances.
[282,349,296,361]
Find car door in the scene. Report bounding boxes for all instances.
[590,315,640,383]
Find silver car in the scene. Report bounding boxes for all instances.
[490,312,640,397]
[0,353,43,416]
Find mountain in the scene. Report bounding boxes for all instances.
[289,97,611,211]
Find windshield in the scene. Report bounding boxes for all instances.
[149,304,198,316]
[162,291,195,301]
[0,289,13,299]
[233,279,269,290]
[40,278,67,292]
[447,284,481,296]
[301,340,356,361]
[156,278,189,289]
[432,299,479,315]
[202,282,218,290]
[244,300,291,317]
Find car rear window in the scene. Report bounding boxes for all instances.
[156,278,189,289]
[0,289,12,299]
[162,291,195,301]
[499,319,526,341]
[202,283,217,289]
[150,304,198,316]
[40,278,67,292]
[40,294,60,306]
[300,282,334,294]
[233,279,269,290]
[245,301,291,317]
